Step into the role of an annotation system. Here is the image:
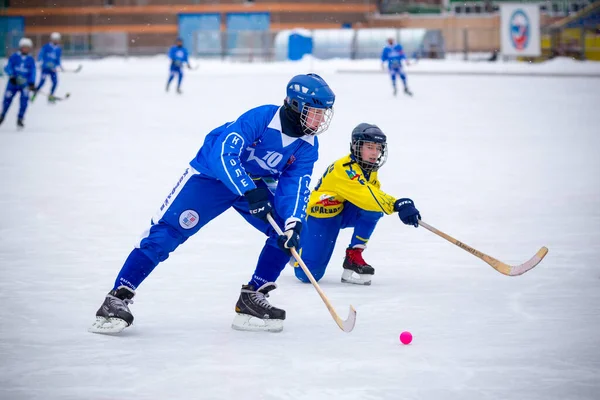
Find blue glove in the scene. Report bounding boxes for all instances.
[394,198,421,228]
[277,221,302,255]
[244,187,272,221]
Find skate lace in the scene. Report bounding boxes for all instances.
[251,292,272,309]
[109,296,134,310]
[348,249,367,266]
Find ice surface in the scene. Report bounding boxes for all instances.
[1,58,599,400]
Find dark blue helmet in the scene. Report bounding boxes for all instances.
[286,73,335,135]
[350,123,388,172]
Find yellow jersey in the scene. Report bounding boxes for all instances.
[308,154,397,218]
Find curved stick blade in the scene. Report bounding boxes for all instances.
[508,246,549,276]
[337,305,357,333]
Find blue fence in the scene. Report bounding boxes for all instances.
[0,16,24,57]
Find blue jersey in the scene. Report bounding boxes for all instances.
[381,44,406,69]
[168,46,189,68]
[190,105,318,223]
[4,52,36,86]
[38,43,62,71]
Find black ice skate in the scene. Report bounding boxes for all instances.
[404,87,413,97]
[17,119,24,128]
[232,282,285,332]
[342,246,375,285]
[0,114,4,126]
[393,85,397,96]
[89,286,135,334]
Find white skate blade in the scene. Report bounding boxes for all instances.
[341,269,372,285]
[88,316,130,334]
[231,313,284,333]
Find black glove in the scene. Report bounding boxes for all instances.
[28,84,36,92]
[277,221,302,255]
[8,76,17,85]
[244,187,272,221]
[394,198,421,228]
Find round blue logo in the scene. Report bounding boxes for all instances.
[509,10,530,50]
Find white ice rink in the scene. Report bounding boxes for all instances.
[1,57,599,400]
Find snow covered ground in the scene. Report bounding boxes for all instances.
[1,57,599,400]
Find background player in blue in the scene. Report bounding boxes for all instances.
[166,37,191,93]
[293,123,421,285]
[90,73,335,334]
[381,38,412,97]
[0,38,36,129]
[33,32,63,103]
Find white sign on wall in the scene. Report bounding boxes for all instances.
[500,3,541,57]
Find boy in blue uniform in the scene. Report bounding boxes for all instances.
[381,38,412,96]
[0,38,36,128]
[90,73,335,334]
[34,32,63,103]
[294,123,421,285]
[166,37,191,94]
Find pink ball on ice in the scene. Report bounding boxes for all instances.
[399,331,413,345]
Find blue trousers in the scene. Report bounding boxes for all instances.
[114,167,290,291]
[1,82,29,120]
[167,66,183,89]
[389,66,407,89]
[36,69,58,95]
[294,203,383,283]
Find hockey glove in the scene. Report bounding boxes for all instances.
[244,187,272,221]
[277,221,302,255]
[8,77,17,85]
[27,84,36,92]
[394,198,421,228]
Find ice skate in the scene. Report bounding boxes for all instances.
[48,94,57,104]
[17,118,24,129]
[341,246,374,285]
[404,87,413,97]
[232,282,285,332]
[89,286,135,334]
[393,85,397,96]
[176,87,182,94]
[0,114,4,126]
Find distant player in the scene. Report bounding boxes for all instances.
[293,123,421,285]
[34,32,63,103]
[90,73,335,334]
[0,38,36,129]
[166,37,191,94]
[381,38,412,96]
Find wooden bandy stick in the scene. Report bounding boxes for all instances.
[267,214,356,332]
[419,220,548,276]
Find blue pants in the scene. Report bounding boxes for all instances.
[1,82,30,120]
[36,69,58,95]
[113,167,290,291]
[294,203,383,283]
[167,66,183,89]
[389,66,407,89]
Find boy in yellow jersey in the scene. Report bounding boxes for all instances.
[294,123,421,285]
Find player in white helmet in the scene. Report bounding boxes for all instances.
[33,32,64,103]
[1,38,36,128]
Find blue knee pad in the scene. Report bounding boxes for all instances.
[294,263,326,283]
[138,221,187,264]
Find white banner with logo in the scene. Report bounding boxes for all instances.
[500,3,541,57]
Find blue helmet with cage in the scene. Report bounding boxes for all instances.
[350,123,388,172]
[285,73,335,136]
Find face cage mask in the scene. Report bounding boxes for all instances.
[352,140,388,172]
[300,105,334,136]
